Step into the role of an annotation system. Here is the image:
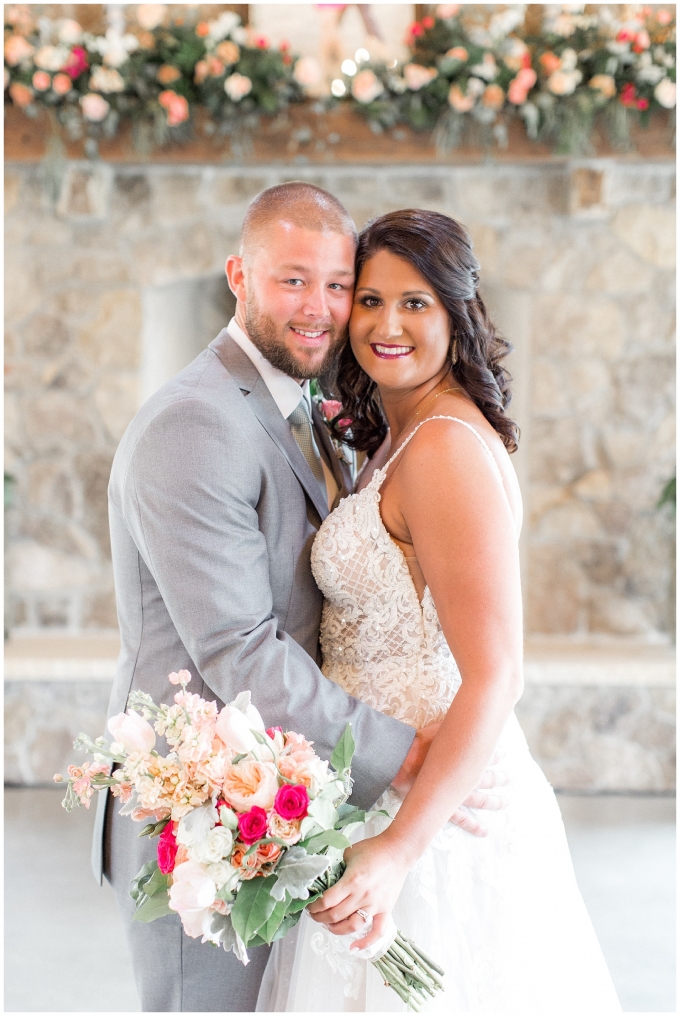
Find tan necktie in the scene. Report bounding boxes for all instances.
[288,401,327,497]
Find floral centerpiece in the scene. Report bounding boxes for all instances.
[55,669,444,1011]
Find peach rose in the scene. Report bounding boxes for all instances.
[588,74,616,99]
[230,844,265,879]
[52,73,72,96]
[547,69,581,96]
[158,89,189,125]
[256,842,282,866]
[539,51,562,75]
[32,71,51,91]
[448,83,474,112]
[351,68,384,104]
[224,72,252,101]
[156,63,181,85]
[507,67,537,105]
[222,760,279,812]
[4,34,34,67]
[268,810,302,845]
[446,46,468,62]
[216,40,239,65]
[9,82,33,107]
[482,83,505,109]
[404,63,438,91]
[194,60,210,85]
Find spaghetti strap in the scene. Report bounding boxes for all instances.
[378,415,505,488]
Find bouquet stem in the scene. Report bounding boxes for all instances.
[309,865,444,1011]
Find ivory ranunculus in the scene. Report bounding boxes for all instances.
[190,825,233,865]
[108,710,156,753]
[168,860,216,938]
[222,760,279,812]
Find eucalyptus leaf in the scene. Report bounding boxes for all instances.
[307,796,338,831]
[130,860,159,902]
[231,874,278,945]
[303,829,351,854]
[132,890,173,923]
[271,847,330,903]
[299,816,323,840]
[144,867,171,897]
[337,807,366,827]
[330,723,355,773]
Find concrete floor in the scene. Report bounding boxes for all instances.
[4,789,676,1013]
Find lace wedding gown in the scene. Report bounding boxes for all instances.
[257,417,622,1013]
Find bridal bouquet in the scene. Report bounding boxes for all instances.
[55,670,444,1011]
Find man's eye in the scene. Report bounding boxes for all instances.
[328,283,346,291]
[285,279,304,286]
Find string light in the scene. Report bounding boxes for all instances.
[341,58,357,76]
[331,78,347,96]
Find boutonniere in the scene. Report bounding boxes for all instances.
[310,380,354,471]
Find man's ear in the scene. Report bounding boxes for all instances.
[226,255,246,302]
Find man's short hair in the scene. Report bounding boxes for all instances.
[240,181,358,258]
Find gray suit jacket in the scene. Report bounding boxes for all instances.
[92,328,415,883]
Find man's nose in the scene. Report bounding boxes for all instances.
[301,284,330,319]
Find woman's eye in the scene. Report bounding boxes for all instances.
[360,296,380,308]
[405,299,426,310]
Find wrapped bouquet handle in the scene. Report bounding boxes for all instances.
[55,670,444,1010]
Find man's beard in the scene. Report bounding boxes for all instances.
[244,300,346,380]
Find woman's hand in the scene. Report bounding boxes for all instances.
[307,833,409,952]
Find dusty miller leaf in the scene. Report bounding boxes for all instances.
[271,847,330,902]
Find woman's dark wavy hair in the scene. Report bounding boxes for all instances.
[328,209,519,457]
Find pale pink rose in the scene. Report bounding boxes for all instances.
[224,72,252,101]
[654,78,676,109]
[108,710,156,753]
[32,71,51,92]
[351,69,384,104]
[9,82,33,107]
[52,73,72,96]
[137,4,167,31]
[321,399,343,421]
[448,83,474,112]
[58,19,83,45]
[293,56,322,89]
[268,810,302,845]
[215,705,257,753]
[436,5,460,18]
[4,34,34,67]
[633,30,651,51]
[404,63,438,91]
[80,93,110,121]
[168,669,191,686]
[222,759,279,812]
[168,860,216,937]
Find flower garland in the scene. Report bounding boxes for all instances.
[4,4,676,155]
[342,4,676,154]
[3,5,304,149]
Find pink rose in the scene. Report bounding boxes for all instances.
[64,45,88,79]
[273,783,309,821]
[157,822,178,874]
[237,806,269,844]
[321,399,343,421]
[80,93,110,121]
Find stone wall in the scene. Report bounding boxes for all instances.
[4,158,675,640]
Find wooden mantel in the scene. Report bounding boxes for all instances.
[5,103,674,165]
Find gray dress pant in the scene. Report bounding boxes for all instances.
[104,797,270,1011]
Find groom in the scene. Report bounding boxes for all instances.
[94,182,503,1012]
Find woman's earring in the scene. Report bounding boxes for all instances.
[450,340,458,365]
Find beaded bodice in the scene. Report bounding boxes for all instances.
[311,416,503,730]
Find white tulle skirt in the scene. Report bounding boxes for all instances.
[256,714,622,1013]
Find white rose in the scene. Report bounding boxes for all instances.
[224,72,252,102]
[190,825,234,865]
[137,4,167,31]
[654,78,676,109]
[168,860,216,938]
[107,710,156,753]
[34,45,69,72]
[58,20,83,45]
[207,860,241,891]
[177,803,216,848]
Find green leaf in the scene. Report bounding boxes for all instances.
[330,723,355,774]
[336,806,366,827]
[303,829,351,854]
[129,860,159,902]
[257,897,289,944]
[145,866,171,897]
[231,874,278,945]
[271,911,303,940]
[307,796,338,831]
[132,890,173,923]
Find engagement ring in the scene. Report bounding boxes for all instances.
[356,909,370,923]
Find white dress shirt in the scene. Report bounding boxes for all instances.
[227,317,338,510]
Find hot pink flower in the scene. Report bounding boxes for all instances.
[64,45,89,79]
[157,821,179,873]
[273,783,309,821]
[237,805,269,844]
[620,82,637,107]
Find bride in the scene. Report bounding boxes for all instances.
[257,209,621,1012]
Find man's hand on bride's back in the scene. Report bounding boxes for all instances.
[392,730,508,838]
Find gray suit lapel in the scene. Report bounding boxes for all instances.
[210,330,329,521]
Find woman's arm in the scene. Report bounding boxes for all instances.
[308,419,523,946]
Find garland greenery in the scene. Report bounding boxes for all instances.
[3,4,676,156]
